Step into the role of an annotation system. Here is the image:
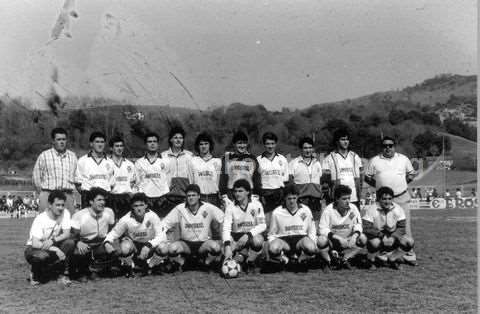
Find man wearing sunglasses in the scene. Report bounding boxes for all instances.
[364,136,417,265]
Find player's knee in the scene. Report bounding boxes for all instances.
[155,242,169,257]
[204,240,221,255]
[382,236,396,249]
[250,235,264,251]
[301,238,317,255]
[268,240,283,256]
[168,242,183,256]
[317,236,329,249]
[31,250,50,263]
[119,240,134,257]
[61,239,76,254]
[367,238,381,252]
[399,236,414,250]
[356,234,367,247]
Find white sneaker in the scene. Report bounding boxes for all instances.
[403,250,417,265]
[57,275,72,286]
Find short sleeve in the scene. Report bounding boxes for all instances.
[29,216,44,240]
[60,211,72,230]
[365,158,376,177]
[404,156,415,174]
[71,213,81,230]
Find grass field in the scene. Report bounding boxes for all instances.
[0,209,476,313]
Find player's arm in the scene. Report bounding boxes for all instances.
[222,206,233,243]
[307,211,317,242]
[186,159,194,184]
[362,215,383,239]
[161,207,179,233]
[219,154,229,196]
[405,157,416,184]
[74,158,88,192]
[267,212,279,242]
[133,161,145,193]
[104,218,127,245]
[318,209,331,237]
[150,214,167,248]
[249,205,267,236]
[282,156,290,186]
[391,219,406,239]
[32,153,45,191]
[364,158,376,187]
[251,157,262,196]
[29,218,52,250]
[352,209,363,235]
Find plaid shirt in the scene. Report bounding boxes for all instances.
[32,148,78,190]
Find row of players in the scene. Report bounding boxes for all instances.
[25,180,414,285]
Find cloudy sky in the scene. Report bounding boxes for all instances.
[0,0,476,110]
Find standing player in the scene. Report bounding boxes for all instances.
[268,184,317,268]
[362,187,415,269]
[289,137,323,223]
[104,193,168,276]
[135,132,171,218]
[161,184,224,270]
[322,129,363,210]
[257,132,289,226]
[219,131,261,202]
[70,188,116,281]
[24,190,75,285]
[365,136,417,264]
[187,132,222,208]
[109,136,136,219]
[32,128,77,213]
[75,132,114,208]
[161,126,193,212]
[317,185,366,269]
[223,179,266,272]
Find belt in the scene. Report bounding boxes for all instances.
[42,189,73,193]
[394,190,407,198]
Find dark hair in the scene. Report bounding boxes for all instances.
[169,126,185,141]
[334,185,352,200]
[381,136,396,145]
[185,184,201,195]
[89,131,106,143]
[87,187,108,202]
[283,184,300,197]
[333,129,350,143]
[48,190,67,204]
[298,136,314,149]
[232,131,248,144]
[109,136,124,147]
[144,132,159,143]
[194,132,214,153]
[232,179,251,192]
[376,186,394,199]
[130,192,148,205]
[51,128,68,140]
[262,132,278,144]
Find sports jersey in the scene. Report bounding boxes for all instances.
[219,152,261,195]
[161,202,224,242]
[134,154,170,198]
[111,158,136,194]
[257,153,289,189]
[268,204,316,242]
[71,207,115,243]
[318,203,362,238]
[187,156,222,195]
[26,210,71,245]
[288,156,323,198]
[365,153,415,200]
[104,210,165,247]
[362,202,406,237]
[222,199,266,242]
[322,151,362,201]
[75,153,115,191]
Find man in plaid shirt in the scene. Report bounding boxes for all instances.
[33,128,78,214]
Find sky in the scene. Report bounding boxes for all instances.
[0,0,477,110]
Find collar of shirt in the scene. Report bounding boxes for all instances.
[377,203,395,213]
[130,210,149,223]
[167,148,186,157]
[334,150,351,159]
[261,152,279,159]
[88,207,104,219]
[88,151,107,161]
[144,153,161,162]
[184,201,205,214]
[111,157,126,167]
[298,156,317,165]
[229,152,252,160]
[52,148,69,158]
[379,152,397,160]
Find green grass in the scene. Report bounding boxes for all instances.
[0,209,476,313]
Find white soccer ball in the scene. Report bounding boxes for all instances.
[221,259,241,278]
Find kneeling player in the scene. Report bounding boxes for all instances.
[70,188,117,281]
[103,193,168,277]
[362,186,415,269]
[223,179,266,273]
[162,184,224,270]
[24,190,75,286]
[268,184,317,269]
[317,185,366,270]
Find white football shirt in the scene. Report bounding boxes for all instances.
[318,202,362,238]
[257,153,289,189]
[268,204,316,242]
[222,199,266,242]
[322,151,362,201]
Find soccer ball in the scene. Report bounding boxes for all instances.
[221,259,241,278]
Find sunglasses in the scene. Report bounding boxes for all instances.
[383,144,394,148]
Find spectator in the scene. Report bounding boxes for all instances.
[455,188,462,199]
[471,188,476,198]
[410,188,417,199]
[444,189,450,198]
[432,188,438,198]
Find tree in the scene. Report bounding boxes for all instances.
[388,110,407,125]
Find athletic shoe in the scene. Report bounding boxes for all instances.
[57,275,72,286]
[29,272,40,286]
[403,250,417,266]
[89,272,100,281]
[389,260,401,270]
[341,259,353,270]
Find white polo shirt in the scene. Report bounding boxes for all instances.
[71,207,115,243]
[111,158,136,194]
[318,203,362,238]
[288,156,323,198]
[322,151,362,201]
[187,156,222,195]
[257,153,289,190]
[268,204,316,242]
[365,153,415,198]
[363,202,406,234]
[75,153,115,192]
[134,154,170,198]
[223,199,266,242]
[26,210,71,245]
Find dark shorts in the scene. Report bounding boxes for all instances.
[201,194,222,208]
[298,196,322,220]
[231,232,248,242]
[261,188,284,213]
[108,193,131,219]
[183,240,204,256]
[279,235,305,253]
